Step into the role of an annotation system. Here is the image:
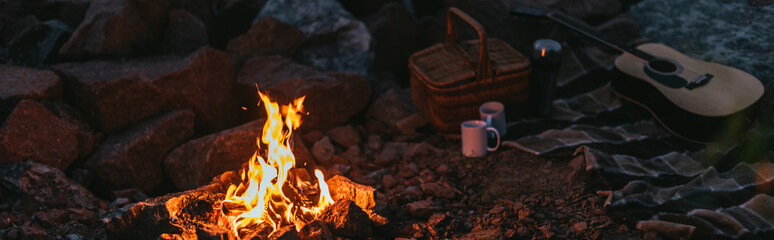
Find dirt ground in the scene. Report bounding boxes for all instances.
[373,135,657,239]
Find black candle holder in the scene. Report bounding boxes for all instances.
[530,39,562,117]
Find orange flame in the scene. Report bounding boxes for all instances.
[220,89,334,238]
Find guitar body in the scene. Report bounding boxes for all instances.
[612,43,764,143]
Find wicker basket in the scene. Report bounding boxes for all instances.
[409,7,531,133]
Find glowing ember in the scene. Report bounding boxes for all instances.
[219,89,334,238]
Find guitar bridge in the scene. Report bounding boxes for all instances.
[685,74,713,90]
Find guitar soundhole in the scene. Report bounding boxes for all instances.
[649,59,678,74]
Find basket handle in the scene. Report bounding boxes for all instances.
[446,7,491,81]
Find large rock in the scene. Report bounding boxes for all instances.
[86,109,195,192]
[152,47,240,133]
[319,200,372,238]
[163,120,262,190]
[365,2,416,81]
[53,47,239,133]
[325,175,388,225]
[550,0,623,23]
[210,0,267,48]
[0,100,95,169]
[34,0,93,28]
[160,9,208,55]
[0,64,62,105]
[4,19,72,67]
[58,0,173,58]
[0,160,107,239]
[226,17,304,60]
[255,0,373,76]
[236,56,371,130]
[1,15,41,46]
[367,88,414,127]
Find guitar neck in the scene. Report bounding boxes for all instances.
[547,12,657,63]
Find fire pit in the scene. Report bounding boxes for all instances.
[99,91,388,240]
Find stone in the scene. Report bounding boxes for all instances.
[326,125,360,147]
[58,0,174,57]
[382,174,397,188]
[319,200,372,238]
[337,0,396,17]
[86,109,194,192]
[161,9,208,55]
[325,175,383,212]
[67,207,97,224]
[427,212,451,229]
[312,136,335,164]
[34,0,93,28]
[365,2,416,80]
[406,200,441,218]
[367,88,415,127]
[236,56,371,130]
[0,100,95,169]
[420,182,456,199]
[2,15,40,46]
[0,64,62,106]
[210,0,267,47]
[20,225,54,240]
[298,220,333,240]
[113,188,148,202]
[0,161,105,212]
[595,13,641,45]
[226,17,304,60]
[750,0,774,6]
[464,229,501,240]
[4,19,72,67]
[325,175,388,225]
[163,120,263,190]
[375,142,407,166]
[573,221,588,232]
[255,0,373,76]
[53,47,239,133]
[366,134,382,150]
[151,47,240,134]
[34,209,67,228]
[551,0,622,22]
[402,186,424,201]
[435,164,453,176]
[302,130,325,143]
[395,113,428,136]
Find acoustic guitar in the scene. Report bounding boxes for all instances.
[512,8,765,143]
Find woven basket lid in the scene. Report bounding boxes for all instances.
[410,38,529,88]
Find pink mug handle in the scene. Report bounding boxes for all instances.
[486,127,500,151]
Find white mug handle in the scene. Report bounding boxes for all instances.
[486,127,500,151]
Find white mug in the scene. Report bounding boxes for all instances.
[461,120,500,157]
[479,101,506,136]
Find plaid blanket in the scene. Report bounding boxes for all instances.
[502,70,774,239]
